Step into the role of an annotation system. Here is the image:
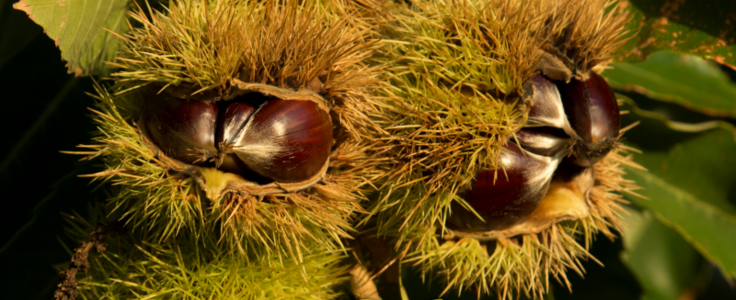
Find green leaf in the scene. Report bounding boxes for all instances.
[618,0,736,67]
[606,52,736,118]
[622,118,736,279]
[12,0,130,76]
[620,207,702,300]
[620,100,736,214]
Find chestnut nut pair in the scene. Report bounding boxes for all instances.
[139,94,333,184]
[449,72,620,232]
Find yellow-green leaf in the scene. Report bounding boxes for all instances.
[606,53,736,118]
[621,207,701,300]
[621,114,736,279]
[13,0,130,76]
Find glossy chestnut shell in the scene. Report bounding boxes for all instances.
[139,95,218,165]
[447,143,561,231]
[139,94,333,184]
[557,72,620,167]
[227,99,333,183]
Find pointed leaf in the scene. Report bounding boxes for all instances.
[13,0,130,76]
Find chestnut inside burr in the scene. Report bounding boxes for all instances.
[139,92,333,184]
[558,72,620,167]
[448,72,620,232]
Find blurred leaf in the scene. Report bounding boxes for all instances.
[620,207,701,300]
[12,0,131,76]
[622,118,736,279]
[0,0,42,71]
[606,53,736,118]
[618,0,736,67]
[620,98,736,214]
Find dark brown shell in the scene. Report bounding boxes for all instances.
[558,72,620,166]
[448,143,561,232]
[229,99,333,183]
[139,95,218,165]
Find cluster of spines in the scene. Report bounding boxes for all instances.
[363,0,545,247]
[109,0,379,98]
[538,0,632,77]
[61,206,350,300]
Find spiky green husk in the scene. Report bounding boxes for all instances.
[363,0,548,253]
[62,208,349,300]
[77,82,383,260]
[359,0,637,298]
[110,0,378,97]
[407,149,642,299]
[73,0,388,259]
[538,0,631,76]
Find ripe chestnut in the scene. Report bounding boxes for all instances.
[139,95,218,165]
[225,99,333,183]
[140,94,333,184]
[557,72,620,167]
[447,142,561,232]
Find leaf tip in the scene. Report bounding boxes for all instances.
[13,0,33,21]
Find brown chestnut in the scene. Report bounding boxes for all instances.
[139,95,218,165]
[227,99,333,183]
[447,142,561,232]
[557,72,620,167]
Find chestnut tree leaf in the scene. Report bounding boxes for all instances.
[619,97,736,215]
[622,119,736,279]
[620,207,702,300]
[617,0,736,68]
[605,53,736,118]
[12,0,130,76]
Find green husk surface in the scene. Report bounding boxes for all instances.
[62,207,349,300]
[363,0,545,246]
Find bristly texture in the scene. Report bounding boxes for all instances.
[359,0,637,299]
[408,148,642,299]
[363,0,547,252]
[73,0,386,259]
[110,0,379,98]
[61,208,349,300]
[538,0,631,76]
